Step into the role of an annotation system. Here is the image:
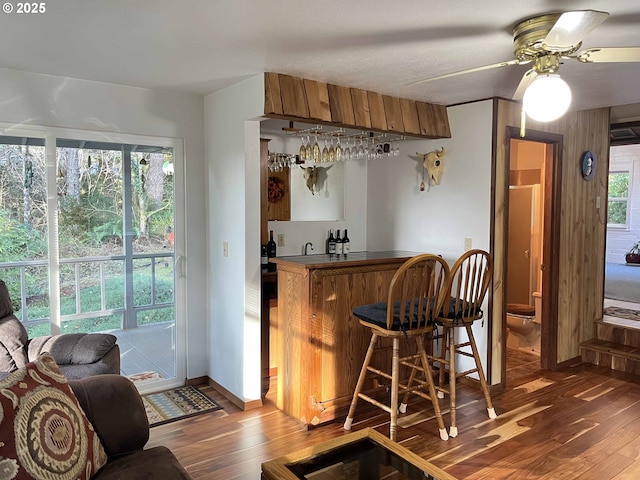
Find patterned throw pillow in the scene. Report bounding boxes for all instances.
[0,352,107,480]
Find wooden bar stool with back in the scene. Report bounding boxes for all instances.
[431,249,497,437]
[343,254,451,442]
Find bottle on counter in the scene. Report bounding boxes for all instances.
[327,229,336,255]
[267,230,277,259]
[342,229,350,255]
[335,229,343,255]
[261,244,268,267]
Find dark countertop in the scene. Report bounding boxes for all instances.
[269,250,420,269]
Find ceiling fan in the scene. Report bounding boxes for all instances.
[410,10,640,121]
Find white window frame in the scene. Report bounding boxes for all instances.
[607,169,631,229]
[0,123,187,393]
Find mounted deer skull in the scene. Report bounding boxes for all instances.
[300,165,332,195]
[417,147,445,186]
[301,166,318,194]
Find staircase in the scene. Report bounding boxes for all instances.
[581,319,640,375]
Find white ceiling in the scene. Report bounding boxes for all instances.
[1,0,639,113]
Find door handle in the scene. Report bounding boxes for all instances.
[175,254,186,278]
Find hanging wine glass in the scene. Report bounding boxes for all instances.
[305,135,312,162]
[312,134,321,163]
[299,136,307,162]
[322,136,330,162]
[357,137,365,160]
[335,136,342,161]
[343,138,350,161]
[328,137,336,162]
[393,139,401,157]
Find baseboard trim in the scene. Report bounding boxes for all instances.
[186,376,208,386]
[206,377,264,411]
[557,355,582,369]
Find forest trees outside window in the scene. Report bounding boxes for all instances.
[608,171,630,228]
[0,135,176,338]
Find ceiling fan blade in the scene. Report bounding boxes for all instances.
[543,10,609,51]
[576,47,640,63]
[407,59,524,86]
[512,69,538,100]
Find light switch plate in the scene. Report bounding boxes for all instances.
[277,234,285,247]
[223,241,229,257]
[464,238,472,251]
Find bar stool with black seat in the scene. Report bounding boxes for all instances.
[343,254,451,441]
[432,249,496,437]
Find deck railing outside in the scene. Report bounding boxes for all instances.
[0,252,175,333]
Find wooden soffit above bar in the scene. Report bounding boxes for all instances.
[264,72,451,139]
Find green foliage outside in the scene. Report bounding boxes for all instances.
[0,141,175,335]
[19,262,175,337]
[608,172,629,225]
[608,201,627,225]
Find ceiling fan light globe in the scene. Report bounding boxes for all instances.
[522,74,572,122]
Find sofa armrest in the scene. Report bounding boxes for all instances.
[69,374,150,458]
[28,332,118,365]
[57,344,121,380]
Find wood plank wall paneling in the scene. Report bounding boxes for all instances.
[424,102,452,138]
[400,98,421,136]
[264,73,450,139]
[280,75,309,118]
[350,88,372,129]
[327,84,356,126]
[368,91,388,132]
[492,100,609,383]
[266,168,291,221]
[264,72,283,116]
[382,95,404,133]
[303,79,331,122]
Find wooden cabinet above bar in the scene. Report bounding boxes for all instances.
[264,72,451,139]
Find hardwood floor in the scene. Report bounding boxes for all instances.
[148,363,640,479]
[506,347,541,385]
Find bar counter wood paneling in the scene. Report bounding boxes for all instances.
[270,251,418,428]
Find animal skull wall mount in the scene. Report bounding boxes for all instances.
[300,165,332,195]
[417,147,445,188]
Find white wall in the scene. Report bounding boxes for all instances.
[0,67,208,379]
[607,144,640,263]
[205,75,264,402]
[366,100,494,375]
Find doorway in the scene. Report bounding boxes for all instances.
[505,141,544,381]
[503,127,562,384]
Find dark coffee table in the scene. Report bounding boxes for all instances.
[261,427,457,479]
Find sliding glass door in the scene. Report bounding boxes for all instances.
[0,129,185,391]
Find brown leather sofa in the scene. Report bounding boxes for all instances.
[70,374,192,479]
[0,279,120,379]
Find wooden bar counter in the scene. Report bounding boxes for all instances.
[270,251,417,427]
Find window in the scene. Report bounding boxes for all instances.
[608,171,630,227]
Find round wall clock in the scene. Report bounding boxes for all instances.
[580,150,596,180]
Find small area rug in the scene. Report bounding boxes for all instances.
[142,385,222,427]
[603,306,640,322]
[127,371,163,385]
